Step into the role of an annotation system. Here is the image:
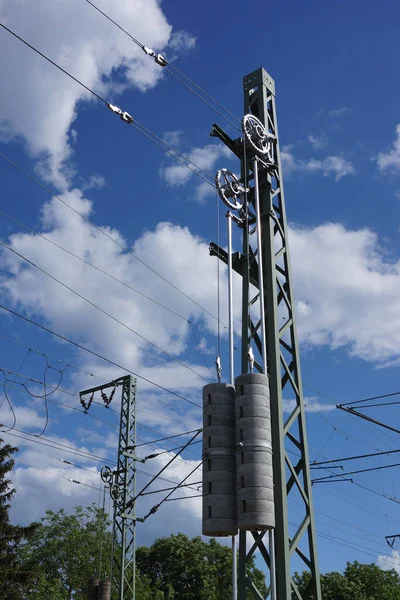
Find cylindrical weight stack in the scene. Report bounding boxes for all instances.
[88,576,99,600]
[98,580,111,600]
[202,382,237,536]
[235,373,275,531]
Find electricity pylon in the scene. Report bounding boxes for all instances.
[212,67,322,600]
[80,375,138,600]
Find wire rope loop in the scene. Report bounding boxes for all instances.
[242,113,275,159]
[215,168,244,211]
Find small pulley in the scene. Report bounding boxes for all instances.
[100,465,113,485]
[242,114,276,163]
[215,168,245,210]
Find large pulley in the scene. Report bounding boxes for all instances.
[242,114,276,167]
[215,168,245,211]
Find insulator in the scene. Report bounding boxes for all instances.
[202,382,237,536]
[98,580,111,600]
[235,373,275,531]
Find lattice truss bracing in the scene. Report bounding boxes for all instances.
[212,68,322,600]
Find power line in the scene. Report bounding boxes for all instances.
[1,428,115,465]
[0,239,209,384]
[0,210,191,324]
[0,151,228,332]
[312,461,400,483]
[312,448,400,467]
[0,366,203,458]
[0,23,217,191]
[13,458,100,490]
[339,390,400,408]
[0,304,201,408]
[82,0,241,130]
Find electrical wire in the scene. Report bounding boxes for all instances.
[0,239,209,385]
[312,461,400,483]
[13,458,100,490]
[0,151,229,332]
[139,461,202,520]
[133,428,202,449]
[0,304,201,408]
[0,373,17,433]
[82,0,241,130]
[0,24,217,191]
[339,390,400,408]
[0,210,190,323]
[1,428,115,465]
[312,447,400,467]
[0,347,31,411]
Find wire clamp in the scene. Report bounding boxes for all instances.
[142,46,168,67]
[108,104,134,124]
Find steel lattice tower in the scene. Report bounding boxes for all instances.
[81,375,137,600]
[212,68,321,600]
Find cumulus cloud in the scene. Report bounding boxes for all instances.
[0,0,195,189]
[308,134,328,150]
[376,124,400,173]
[281,146,354,180]
[161,143,233,200]
[377,549,400,574]
[289,222,400,363]
[82,174,106,191]
[327,106,351,118]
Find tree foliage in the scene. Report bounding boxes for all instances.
[18,504,112,600]
[0,438,39,599]
[293,561,400,600]
[136,532,266,600]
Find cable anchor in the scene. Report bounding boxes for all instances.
[108,103,134,124]
[141,46,168,67]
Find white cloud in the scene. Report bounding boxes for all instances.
[82,174,106,191]
[283,397,335,414]
[327,106,351,118]
[289,222,400,363]
[377,549,400,574]
[169,31,197,52]
[281,146,354,180]
[376,124,400,172]
[161,143,232,200]
[163,130,185,147]
[0,0,195,188]
[308,134,328,150]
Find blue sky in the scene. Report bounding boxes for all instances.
[1,0,400,581]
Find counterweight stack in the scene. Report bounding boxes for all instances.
[235,373,274,531]
[202,382,237,536]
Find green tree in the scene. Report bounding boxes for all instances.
[293,561,400,600]
[19,503,112,600]
[0,438,38,600]
[136,533,266,600]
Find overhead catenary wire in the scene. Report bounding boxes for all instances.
[13,458,100,490]
[0,304,201,408]
[0,239,210,385]
[0,366,202,463]
[82,0,241,131]
[312,447,400,467]
[0,151,230,336]
[0,347,31,411]
[0,23,218,192]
